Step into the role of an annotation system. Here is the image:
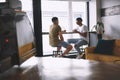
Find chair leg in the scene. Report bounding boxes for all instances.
[53,50,62,57]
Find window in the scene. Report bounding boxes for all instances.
[41,0,87,55]
[72,2,87,38]
[0,0,6,3]
[42,1,68,32]
[20,0,34,27]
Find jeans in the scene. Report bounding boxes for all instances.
[68,38,88,54]
[58,41,69,48]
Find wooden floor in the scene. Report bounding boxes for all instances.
[0,57,120,80]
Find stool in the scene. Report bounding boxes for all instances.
[53,50,62,57]
[52,47,62,57]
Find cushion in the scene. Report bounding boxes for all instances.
[94,39,115,55]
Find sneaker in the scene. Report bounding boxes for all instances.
[58,53,68,58]
[76,53,84,59]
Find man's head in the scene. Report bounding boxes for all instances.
[76,17,82,26]
[52,17,59,25]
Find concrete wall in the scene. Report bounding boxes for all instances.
[89,0,101,31]
[89,0,97,31]
[101,0,120,39]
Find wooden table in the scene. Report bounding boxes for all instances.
[0,57,120,80]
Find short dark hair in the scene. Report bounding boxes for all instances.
[76,17,82,22]
[52,17,58,22]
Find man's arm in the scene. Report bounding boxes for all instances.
[59,31,64,41]
[73,30,87,37]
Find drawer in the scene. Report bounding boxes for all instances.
[0,57,12,73]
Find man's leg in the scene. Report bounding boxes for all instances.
[67,38,80,44]
[58,41,72,56]
[62,44,72,56]
[57,46,61,51]
[74,39,88,54]
[67,39,80,51]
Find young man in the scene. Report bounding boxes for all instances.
[68,17,89,58]
[49,17,72,57]
[95,22,104,40]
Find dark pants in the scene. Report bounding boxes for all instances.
[97,34,102,40]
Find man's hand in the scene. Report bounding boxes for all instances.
[62,30,66,32]
[73,30,79,33]
[73,29,87,37]
[61,30,66,34]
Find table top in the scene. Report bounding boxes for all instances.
[42,31,97,35]
[1,57,120,80]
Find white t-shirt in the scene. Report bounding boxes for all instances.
[96,24,104,34]
[74,24,89,42]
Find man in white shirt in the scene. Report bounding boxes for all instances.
[95,22,104,39]
[91,22,104,40]
[68,17,89,58]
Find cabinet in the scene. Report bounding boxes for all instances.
[0,10,36,72]
[0,57,12,72]
[12,12,36,65]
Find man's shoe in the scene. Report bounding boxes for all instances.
[76,53,84,59]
